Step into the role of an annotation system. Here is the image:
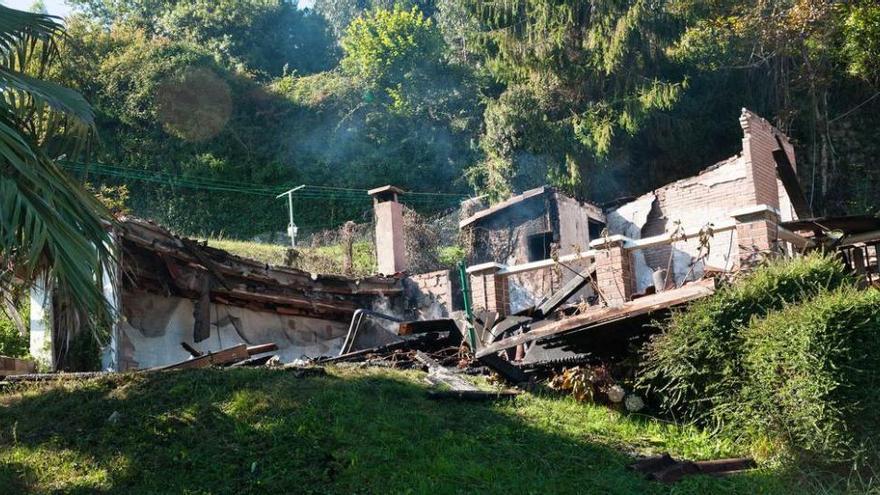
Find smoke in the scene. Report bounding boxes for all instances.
[156,67,232,142]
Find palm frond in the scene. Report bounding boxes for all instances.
[0,6,114,368]
[0,68,95,126]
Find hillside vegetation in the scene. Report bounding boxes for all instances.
[639,254,880,475]
[51,0,880,239]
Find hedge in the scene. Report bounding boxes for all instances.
[638,254,853,425]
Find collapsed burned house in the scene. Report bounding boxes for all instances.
[25,108,860,374]
[29,218,405,370]
[457,109,811,366]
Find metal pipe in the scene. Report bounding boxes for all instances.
[338,309,403,356]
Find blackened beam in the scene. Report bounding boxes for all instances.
[398,319,458,336]
[427,389,520,401]
[536,262,596,317]
[476,279,716,358]
[316,332,452,364]
[773,135,811,218]
[477,352,529,384]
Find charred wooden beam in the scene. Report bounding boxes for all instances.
[773,135,811,218]
[629,454,756,483]
[477,353,529,385]
[535,262,596,318]
[156,343,279,370]
[476,279,716,358]
[426,389,520,401]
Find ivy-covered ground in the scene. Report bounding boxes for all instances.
[0,366,839,495]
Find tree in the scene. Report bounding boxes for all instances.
[463,0,685,200]
[842,2,880,85]
[314,0,437,41]
[340,5,442,112]
[0,6,114,350]
[68,0,339,78]
[667,0,880,213]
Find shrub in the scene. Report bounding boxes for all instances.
[0,297,28,358]
[737,287,880,469]
[638,254,853,425]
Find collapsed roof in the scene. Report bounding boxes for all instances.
[118,216,402,324]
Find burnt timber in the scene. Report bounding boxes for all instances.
[119,217,401,322]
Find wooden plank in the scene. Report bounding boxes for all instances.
[476,279,716,358]
[193,273,212,342]
[477,353,529,384]
[155,343,278,371]
[536,262,596,317]
[427,389,520,401]
[777,227,814,249]
[773,135,811,218]
[398,319,458,336]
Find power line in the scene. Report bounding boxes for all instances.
[60,160,472,202]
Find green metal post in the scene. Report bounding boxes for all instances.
[457,261,477,350]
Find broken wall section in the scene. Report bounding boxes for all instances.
[115,290,350,370]
[608,109,798,292]
[404,269,462,319]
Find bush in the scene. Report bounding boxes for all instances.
[0,296,28,358]
[735,287,880,469]
[638,254,854,425]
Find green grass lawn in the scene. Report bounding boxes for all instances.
[0,367,835,494]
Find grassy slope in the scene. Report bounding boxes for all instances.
[0,367,800,495]
[207,239,376,276]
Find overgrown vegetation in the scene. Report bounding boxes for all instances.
[639,254,880,474]
[736,287,880,469]
[207,238,377,277]
[0,366,817,494]
[0,306,28,359]
[639,254,853,425]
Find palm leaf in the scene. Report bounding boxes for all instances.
[0,6,114,368]
[0,68,95,126]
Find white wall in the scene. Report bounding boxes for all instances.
[116,290,350,369]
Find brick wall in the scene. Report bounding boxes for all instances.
[609,109,797,292]
[406,269,461,317]
[628,155,753,288]
[734,207,781,267]
[469,265,510,315]
[592,238,634,306]
[740,109,796,211]
[0,355,36,375]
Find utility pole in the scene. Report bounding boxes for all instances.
[276,185,305,247]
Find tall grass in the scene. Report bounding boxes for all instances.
[638,254,854,425]
[736,287,880,469]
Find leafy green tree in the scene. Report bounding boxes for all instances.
[0,7,113,338]
[341,6,442,112]
[667,0,880,213]
[463,0,685,200]
[842,2,880,85]
[314,0,436,41]
[68,0,338,78]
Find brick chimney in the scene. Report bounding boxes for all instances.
[369,185,407,275]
